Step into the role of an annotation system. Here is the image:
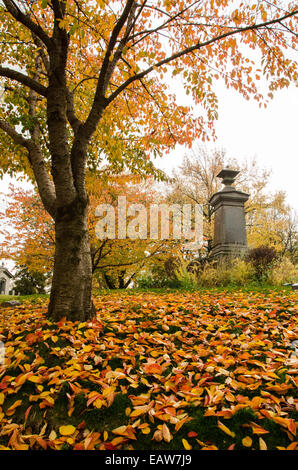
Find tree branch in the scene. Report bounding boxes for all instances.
[66,90,82,134]
[107,9,298,104]
[0,66,48,97]
[0,119,56,217]
[3,0,52,49]
[0,119,31,148]
[79,0,136,141]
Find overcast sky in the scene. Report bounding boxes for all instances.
[154,79,298,211]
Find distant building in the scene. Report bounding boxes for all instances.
[0,263,15,295]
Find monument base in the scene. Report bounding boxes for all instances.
[209,243,248,261]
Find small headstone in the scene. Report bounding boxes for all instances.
[0,300,22,307]
[292,283,298,290]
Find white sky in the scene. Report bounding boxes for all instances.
[153,80,298,211]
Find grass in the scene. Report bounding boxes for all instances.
[0,294,49,304]
[95,283,294,294]
[1,284,292,306]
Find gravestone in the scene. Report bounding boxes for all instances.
[209,168,249,259]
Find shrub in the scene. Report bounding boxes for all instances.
[247,245,277,282]
[174,256,198,289]
[196,257,254,287]
[268,257,298,285]
[197,262,220,286]
[230,258,254,285]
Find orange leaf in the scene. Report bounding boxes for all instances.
[143,363,163,375]
[288,419,296,436]
[187,431,198,437]
[248,422,269,435]
[24,405,33,424]
[242,436,252,447]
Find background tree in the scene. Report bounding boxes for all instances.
[1,173,175,288]
[0,185,55,273]
[0,0,297,320]
[13,265,47,295]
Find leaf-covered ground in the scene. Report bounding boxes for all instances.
[0,290,297,451]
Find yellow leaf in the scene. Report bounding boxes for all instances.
[259,437,267,450]
[142,427,151,434]
[162,424,172,443]
[112,425,127,435]
[6,400,22,415]
[59,425,76,436]
[242,436,252,447]
[93,398,102,409]
[130,408,147,418]
[0,393,4,405]
[175,416,192,432]
[28,375,43,383]
[102,386,115,397]
[130,402,153,418]
[217,421,235,438]
[49,430,57,440]
[182,438,192,450]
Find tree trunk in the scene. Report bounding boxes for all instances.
[47,196,95,321]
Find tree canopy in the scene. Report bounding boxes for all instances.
[1,1,297,189]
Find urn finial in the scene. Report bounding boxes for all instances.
[217,168,239,189]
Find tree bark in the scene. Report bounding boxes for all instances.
[47,196,95,321]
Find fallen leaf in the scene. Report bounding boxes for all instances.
[59,425,76,436]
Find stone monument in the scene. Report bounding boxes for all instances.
[209,168,249,259]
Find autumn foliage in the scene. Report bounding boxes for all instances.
[0,290,297,450]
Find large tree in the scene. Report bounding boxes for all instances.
[0,1,297,320]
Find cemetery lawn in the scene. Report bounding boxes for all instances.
[0,289,297,451]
